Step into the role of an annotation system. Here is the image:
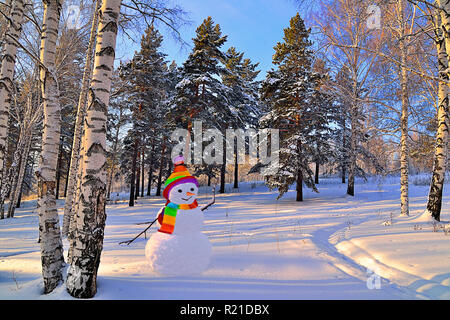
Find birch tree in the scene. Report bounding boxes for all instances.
[36,0,64,294]
[315,0,383,196]
[0,0,12,46]
[426,8,449,222]
[0,0,25,217]
[65,0,122,299]
[7,81,41,218]
[62,0,100,237]
[397,0,411,216]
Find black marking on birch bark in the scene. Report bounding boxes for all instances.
[92,127,106,134]
[95,62,112,70]
[67,187,106,298]
[89,100,108,113]
[2,53,15,63]
[104,10,118,20]
[99,21,117,34]
[86,142,107,157]
[91,116,106,122]
[93,87,110,94]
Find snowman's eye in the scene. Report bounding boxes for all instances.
[190,188,194,191]
[177,189,182,193]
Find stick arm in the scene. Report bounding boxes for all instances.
[201,186,216,212]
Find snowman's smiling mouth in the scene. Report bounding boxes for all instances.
[181,196,193,201]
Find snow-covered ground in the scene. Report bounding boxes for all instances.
[0,176,449,299]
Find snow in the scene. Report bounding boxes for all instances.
[145,231,212,276]
[145,202,212,276]
[0,176,449,299]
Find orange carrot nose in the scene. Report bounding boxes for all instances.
[186,192,195,196]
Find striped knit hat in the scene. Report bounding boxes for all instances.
[162,155,199,200]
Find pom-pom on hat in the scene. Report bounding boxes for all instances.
[162,155,199,200]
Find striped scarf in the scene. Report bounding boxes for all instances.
[158,200,199,234]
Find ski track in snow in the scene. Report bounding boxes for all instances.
[0,177,448,299]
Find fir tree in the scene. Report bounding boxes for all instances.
[222,47,261,188]
[168,17,233,193]
[260,13,332,201]
[119,25,169,205]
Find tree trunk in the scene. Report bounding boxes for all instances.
[106,112,123,199]
[315,160,319,185]
[4,130,27,217]
[37,0,64,295]
[341,166,346,184]
[296,169,303,201]
[66,0,122,299]
[347,78,358,197]
[63,147,71,198]
[140,148,145,197]
[156,140,166,197]
[341,112,346,184]
[399,0,409,216]
[62,0,100,237]
[426,12,449,222]
[220,145,226,193]
[233,152,238,189]
[16,185,21,208]
[129,140,137,206]
[135,150,140,200]
[55,141,63,199]
[8,132,31,218]
[0,0,25,191]
[437,0,450,59]
[147,145,154,196]
[0,0,12,49]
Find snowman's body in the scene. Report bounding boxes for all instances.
[144,178,212,276]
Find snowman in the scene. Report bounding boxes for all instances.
[145,155,212,276]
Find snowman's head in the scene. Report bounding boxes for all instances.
[168,182,198,205]
[163,155,199,203]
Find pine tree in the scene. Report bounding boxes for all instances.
[119,25,169,205]
[260,13,331,201]
[222,47,261,188]
[168,17,234,193]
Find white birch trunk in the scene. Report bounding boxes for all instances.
[398,0,409,216]
[1,133,24,216]
[437,0,450,57]
[0,0,25,218]
[0,0,13,57]
[6,131,26,217]
[426,11,449,222]
[66,131,85,264]
[7,131,31,218]
[62,0,100,237]
[37,0,64,294]
[66,0,122,298]
[106,113,123,199]
[6,95,34,217]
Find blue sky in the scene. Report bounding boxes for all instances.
[115,0,303,81]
